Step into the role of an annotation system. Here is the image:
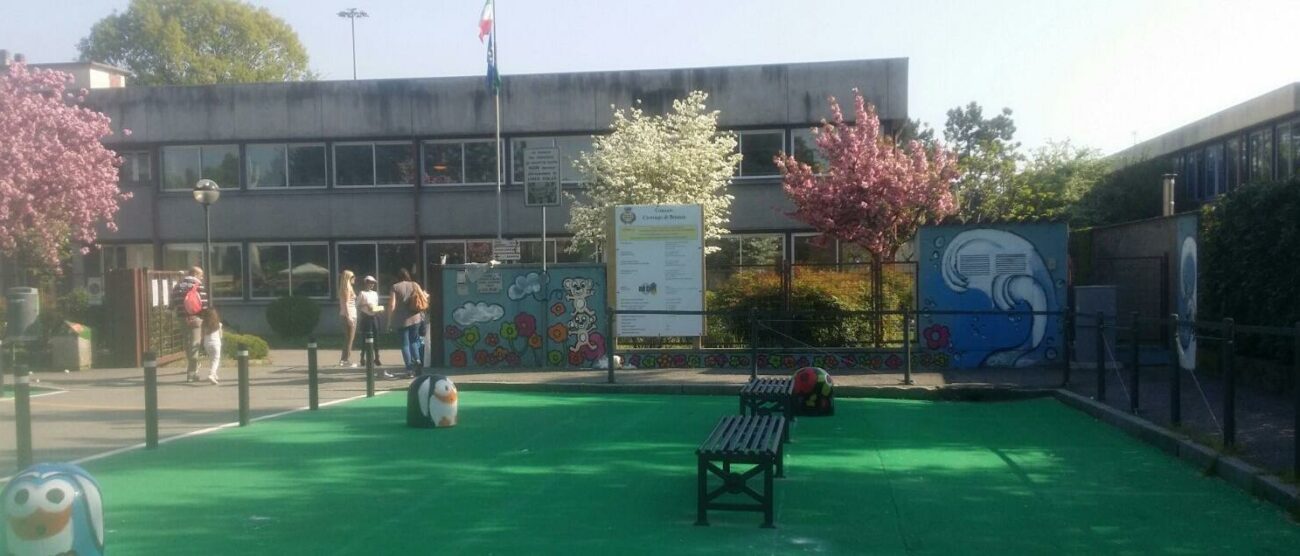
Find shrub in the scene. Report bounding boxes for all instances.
[265,295,321,338]
[222,332,270,360]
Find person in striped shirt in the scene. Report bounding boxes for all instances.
[170,266,210,382]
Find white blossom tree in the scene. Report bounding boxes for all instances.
[567,91,742,254]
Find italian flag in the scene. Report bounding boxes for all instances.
[478,0,494,42]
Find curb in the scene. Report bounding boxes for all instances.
[1053,389,1298,516]
[450,380,1056,401]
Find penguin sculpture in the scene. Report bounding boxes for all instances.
[2,463,105,556]
[407,374,459,428]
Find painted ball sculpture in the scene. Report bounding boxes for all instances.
[407,374,459,428]
[792,366,834,416]
[2,463,105,556]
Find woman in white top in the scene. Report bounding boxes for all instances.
[200,308,222,385]
[338,270,359,367]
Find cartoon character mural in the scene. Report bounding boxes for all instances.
[1175,214,1198,370]
[441,266,606,369]
[918,223,1067,368]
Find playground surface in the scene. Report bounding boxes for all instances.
[31,391,1300,555]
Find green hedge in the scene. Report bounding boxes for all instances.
[266,295,321,338]
[223,332,270,360]
[1200,177,1300,389]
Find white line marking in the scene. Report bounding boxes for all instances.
[0,390,68,403]
[0,391,387,483]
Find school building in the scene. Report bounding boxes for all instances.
[62,58,909,334]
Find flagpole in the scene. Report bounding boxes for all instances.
[493,2,502,241]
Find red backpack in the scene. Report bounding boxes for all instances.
[183,285,203,315]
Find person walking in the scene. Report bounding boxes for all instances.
[386,268,426,379]
[199,307,223,385]
[170,266,210,382]
[337,270,359,368]
[356,275,384,368]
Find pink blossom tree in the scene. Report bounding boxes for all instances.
[776,89,959,262]
[0,62,129,273]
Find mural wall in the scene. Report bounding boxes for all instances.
[439,264,607,369]
[1175,213,1198,370]
[916,223,1069,369]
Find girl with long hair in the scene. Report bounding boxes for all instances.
[338,270,359,367]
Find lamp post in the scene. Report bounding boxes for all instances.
[192,179,221,280]
[338,8,369,80]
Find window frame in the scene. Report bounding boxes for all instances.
[332,141,417,188]
[509,135,594,185]
[334,240,419,297]
[421,138,501,186]
[246,143,329,189]
[117,150,153,187]
[789,127,829,176]
[248,241,332,299]
[161,242,245,300]
[734,129,786,179]
[161,144,241,191]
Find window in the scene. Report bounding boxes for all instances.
[554,238,598,263]
[422,140,500,185]
[162,145,239,190]
[426,241,467,266]
[1204,144,1225,197]
[792,234,836,264]
[1185,150,1203,200]
[162,243,244,299]
[334,142,416,187]
[336,242,417,292]
[511,136,592,184]
[247,144,327,188]
[118,151,152,186]
[86,244,155,277]
[1225,137,1242,190]
[790,128,829,174]
[735,130,784,177]
[1278,119,1297,181]
[706,234,785,268]
[249,243,330,298]
[1248,128,1273,183]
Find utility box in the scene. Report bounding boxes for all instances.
[5,287,40,341]
[1074,286,1117,368]
[51,321,93,371]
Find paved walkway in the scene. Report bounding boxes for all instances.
[2,348,1294,482]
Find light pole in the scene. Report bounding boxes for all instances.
[192,179,221,280]
[338,8,369,80]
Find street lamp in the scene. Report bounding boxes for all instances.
[338,8,369,80]
[192,179,221,280]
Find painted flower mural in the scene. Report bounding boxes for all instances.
[923,324,951,350]
[514,313,536,338]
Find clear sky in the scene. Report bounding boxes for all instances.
[6,0,1298,155]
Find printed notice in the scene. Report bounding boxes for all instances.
[611,204,704,336]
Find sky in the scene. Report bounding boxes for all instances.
[5,0,1298,155]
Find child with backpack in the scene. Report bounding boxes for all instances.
[200,308,223,385]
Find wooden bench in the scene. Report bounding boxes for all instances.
[739,377,793,440]
[695,414,786,528]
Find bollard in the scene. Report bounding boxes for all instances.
[307,337,319,411]
[1095,312,1106,402]
[1129,312,1140,414]
[902,311,913,385]
[605,307,616,384]
[749,308,759,380]
[1221,318,1235,448]
[1169,314,1182,427]
[237,344,250,427]
[1292,321,1299,482]
[364,334,375,398]
[14,357,33,470]
[1061,310,1072,386]
[0,339,5,399]
[144,352,158,449]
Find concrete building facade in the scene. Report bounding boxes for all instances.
[73,58,908,333]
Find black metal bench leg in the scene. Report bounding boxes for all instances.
[696,456,709,526]
[776,440,785,478]
[762,461,775,528]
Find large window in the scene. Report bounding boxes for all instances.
[334,142,416,187]
[735,130,784,177]
[706,234,785,268]
[162,145,239,191]
[247,144,327,188]
[162,243,244,299]
[1225,137,1242,190]
[422,140,499,185]
[336,242,417,292]
[1279,119,1297,181]
[86,244,155,277]
[249,243,330,298]
[1204,144,1225,197]
[790,128,829,174]
[511,136,592,184]
[1248,128,1273,183]
[118,151,152,187]
[792,234,837,264]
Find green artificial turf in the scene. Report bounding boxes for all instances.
[39,393,1300,554]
